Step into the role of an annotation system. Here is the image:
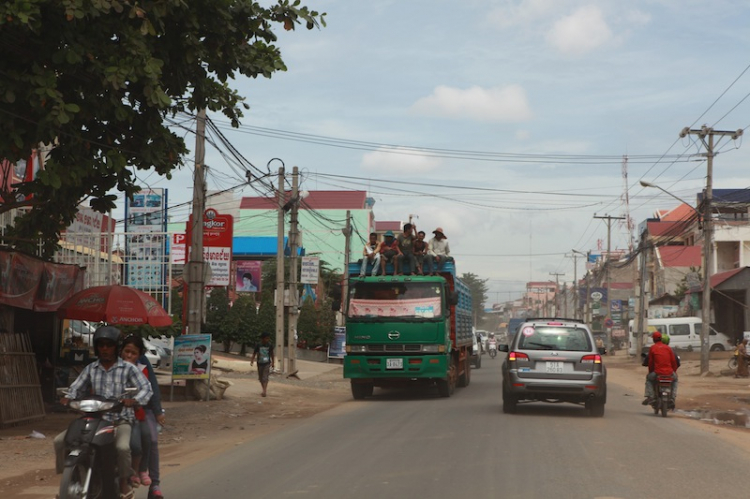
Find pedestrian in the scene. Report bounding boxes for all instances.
[360,232,381,276]
[735,338,749,378]
[378,230,401,276]
[427,227,450,274]
[396,223,416,275]
[250,332,275,397]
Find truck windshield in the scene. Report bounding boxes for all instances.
[348,282,444,320]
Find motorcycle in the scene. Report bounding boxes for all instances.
[58,388,136,499]
[729,341,740,370]
[650,375,674,418]
[488,343,497,359]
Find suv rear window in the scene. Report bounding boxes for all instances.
[517,326,592,352]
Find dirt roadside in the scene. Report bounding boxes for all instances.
[2,351,750,498]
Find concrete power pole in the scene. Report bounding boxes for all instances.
[635,230,649,361]
[187,109,207,335]
[275,167,285,373]
[549,272,565,315]
[571,250,586,320]
[680,126,743,374]
[341,210,352,326]
[594,214,625,353]
[287,166,300,377]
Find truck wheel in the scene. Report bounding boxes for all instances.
[437,358,457,397]
[502,388,517,414]
[457,356,470,387]
[351,381,372,400]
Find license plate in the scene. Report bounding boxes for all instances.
[545,361,564,373]
[386,358,403,370]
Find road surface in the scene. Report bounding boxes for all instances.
[164,358,747,498]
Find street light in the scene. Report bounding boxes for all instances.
[640,179,711,374]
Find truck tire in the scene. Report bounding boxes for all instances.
[437,358,456,397]
[457,356,470,387]
[351,381,372,400]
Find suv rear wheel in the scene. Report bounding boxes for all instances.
[586,396,605,417]
[502,388,517,414]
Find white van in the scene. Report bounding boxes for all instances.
[627,317,733,355]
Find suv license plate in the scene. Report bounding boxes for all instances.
[545,361,564,373]
[386,358,403,370]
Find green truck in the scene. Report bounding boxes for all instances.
[343,260,473,398]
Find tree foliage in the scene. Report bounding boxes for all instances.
[461,272,489,326]
[0,0,325,256]
[205,287,231,349]
[225,293,257,355]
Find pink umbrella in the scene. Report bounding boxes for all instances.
[57,285,172,327]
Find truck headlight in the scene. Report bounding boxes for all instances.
[346,345,367,353]
[422,345,440,353]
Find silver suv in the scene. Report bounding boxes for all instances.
[499,318,606,417]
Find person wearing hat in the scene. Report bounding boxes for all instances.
[427,227,450,275]
[642,331,678,406]
[378,230,402,276]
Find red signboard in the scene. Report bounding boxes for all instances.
[185,209,234,287]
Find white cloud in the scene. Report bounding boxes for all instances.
[410,84,533,122]
[360,148,441,174]
[547,5,613,56]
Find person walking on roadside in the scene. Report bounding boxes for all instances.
[735,338,749,378]
[250,332,275,397]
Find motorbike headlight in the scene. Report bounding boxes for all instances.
[70,400,116,412]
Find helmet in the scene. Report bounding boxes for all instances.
[93,325,121,346]
[651,331,662,342]
[662,333,670,345]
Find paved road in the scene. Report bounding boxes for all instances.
[165,358,747,498]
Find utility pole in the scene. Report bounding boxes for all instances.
[549,272,565,316]
[287,166,300,377]
[187,109,207,335]
[585,252,591,325]
[635,230,649,361]
[572,250,586,320]
[341,210,352,326]
[594,214,625,353]
[275,167,285,373]
[680,125,743,374]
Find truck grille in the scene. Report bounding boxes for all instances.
[367,344,422,353]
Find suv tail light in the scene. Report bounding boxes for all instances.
[581,354,602,364]
[509,352,529,361]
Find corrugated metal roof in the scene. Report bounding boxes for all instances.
[660,203,698,222]
[710,267,744,287]
[647,220,695,238]
[656,245,702,268]
[240,191,368,210]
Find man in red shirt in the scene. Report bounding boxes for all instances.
[642,331,679,405]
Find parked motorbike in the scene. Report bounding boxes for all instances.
[58,388,135,499]
[650,375,674,418]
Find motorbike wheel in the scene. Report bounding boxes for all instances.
[489,350,496,359]
[59,463,88,499]
[728,357,738,370]
[660,397,669,417]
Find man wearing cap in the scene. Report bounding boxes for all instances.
[642,331,678,406]
[378,230,401,276]
[427,227,450,275]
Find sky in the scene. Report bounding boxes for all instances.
[125,0,750,305]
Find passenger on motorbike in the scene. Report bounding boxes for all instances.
[487,334,498,351]
[641,331,678,406]
[661,333,680,401]
[53,325,153,498]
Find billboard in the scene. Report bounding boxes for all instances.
[235,260,261,293]
[185,209,233,287]
[172,334,212,380]
[300,256,320,284]
[124,189,167,289]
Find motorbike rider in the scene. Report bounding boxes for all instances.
[641,331,678,406]
[487,333,498,353]
[53,325,153,499]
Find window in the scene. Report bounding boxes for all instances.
[670,324,690,336]
[517,327,592,352]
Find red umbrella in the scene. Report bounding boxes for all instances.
[57,285,173,327]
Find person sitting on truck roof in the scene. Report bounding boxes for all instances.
[379,230,401,276]
[413,230,429,275]
[427,227,450,275]
[360,232,381,277]
[396,223,417,276]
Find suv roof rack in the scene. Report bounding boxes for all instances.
[525,317,585,324]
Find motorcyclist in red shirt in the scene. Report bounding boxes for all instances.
[642,331,679,406]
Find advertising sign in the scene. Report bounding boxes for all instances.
[235,261,261,293]
[169,233,186,265]
[300,256,320,284]
[172,334,212,380]
[185,209,233,287]
[328,327,346,359]
[124,189,167,289]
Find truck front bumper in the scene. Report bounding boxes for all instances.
[344,354,449,379]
